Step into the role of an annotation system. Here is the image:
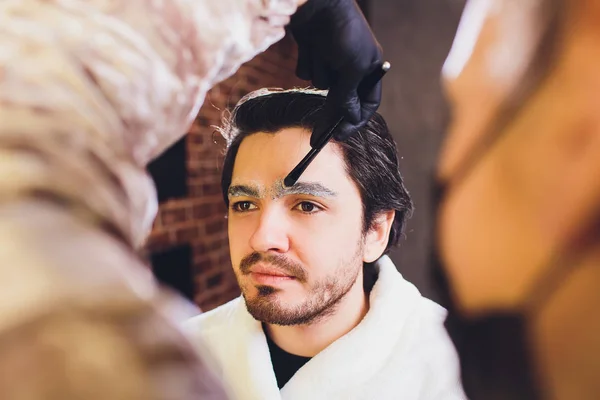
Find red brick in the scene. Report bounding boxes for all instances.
[192,242,208,255]
[186,142,207,154]
[173,226,200,243]
[195,258,214,272]
[208,237,226,251]
[225,286,241,298]
[194,289,216,308]
[200,170,221,182]
[191,203,213,219]
[145,231,170,250]
[206,272,223,289]
[188,185,204,197]
[187,158,222,172]
[202,183,221,196]
[196,116,211,127]
[187,148,219,160]
[161,207,188,225]
[198,299,220,312]
[218,253,232,267]
[187,166,219,179]
[206,219,226,235]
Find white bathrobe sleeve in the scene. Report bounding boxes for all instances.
[0,0,303,397]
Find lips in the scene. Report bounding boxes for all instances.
[247,264,296,286]
[249,264,295,278]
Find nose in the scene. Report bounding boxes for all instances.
[249,207,290,254]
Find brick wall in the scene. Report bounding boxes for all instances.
[145,34,305,311]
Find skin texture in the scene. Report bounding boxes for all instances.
[227,127,393,357]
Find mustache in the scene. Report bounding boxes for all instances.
[239,252,307,282]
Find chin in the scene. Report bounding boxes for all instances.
[245,302,306,326]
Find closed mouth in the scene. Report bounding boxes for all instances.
[249,265,295,278]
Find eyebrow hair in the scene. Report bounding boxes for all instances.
[275,180,337,199]
[227,184,261,198]
[227,180,338,200]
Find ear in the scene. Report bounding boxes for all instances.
[363,210,395,263]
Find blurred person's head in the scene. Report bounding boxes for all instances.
[436,0,600,399]
[219,88,412,326]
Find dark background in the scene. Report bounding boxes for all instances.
[371,0,465,300]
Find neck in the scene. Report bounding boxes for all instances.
[265,272,370,357]
[532,249,600,400]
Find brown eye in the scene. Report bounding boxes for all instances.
[301,202,315,212]
[294,201,322,214]
[232,201,256,212]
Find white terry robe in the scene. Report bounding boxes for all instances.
[185,256,468,400]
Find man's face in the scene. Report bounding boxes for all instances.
[227,127,367,325]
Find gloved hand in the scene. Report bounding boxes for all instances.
[289,0,383,146]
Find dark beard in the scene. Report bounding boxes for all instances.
[236,238,366,326]
[241,257,362,326]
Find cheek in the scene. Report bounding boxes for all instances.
[227,216,254,262]
[291,212,364,271]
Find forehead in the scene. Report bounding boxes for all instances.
[231,127,353,192]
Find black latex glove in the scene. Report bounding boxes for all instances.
[289,0,383,146]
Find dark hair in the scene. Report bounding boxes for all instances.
[220,89,413,255]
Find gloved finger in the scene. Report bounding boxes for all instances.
[309,95,342,147]
[291,30,313,81]
[295,47,312,81]
[311,57,332,90]
[326,60,384,142]
[357,63,383,121]
[309,67,362,147]
[333,78,382,142]
[331,119,358,143]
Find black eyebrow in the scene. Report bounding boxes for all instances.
[277,181,337,198]
[227,184,261,198]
